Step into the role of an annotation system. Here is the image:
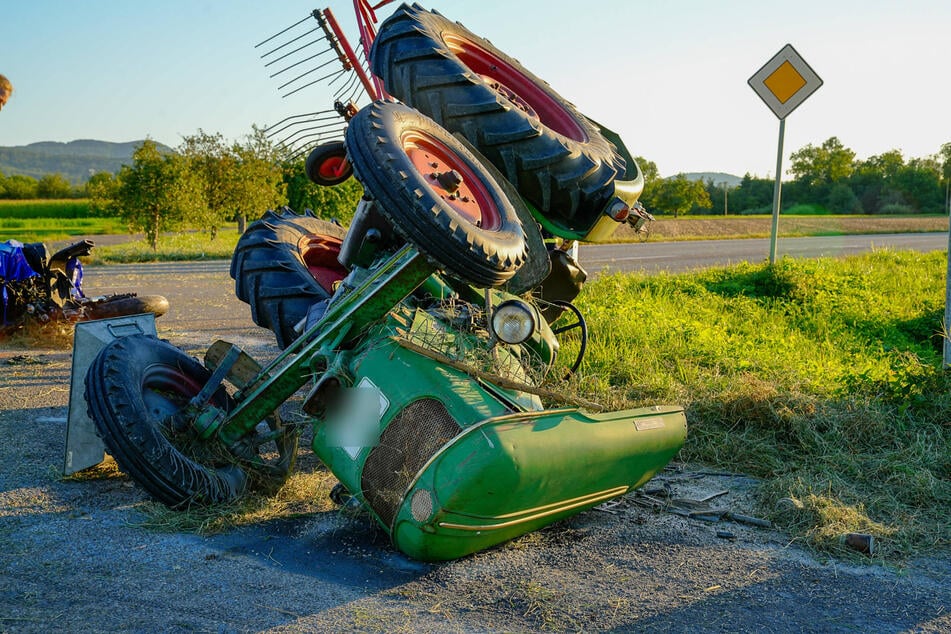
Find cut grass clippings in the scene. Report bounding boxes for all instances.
[554,248,950,561]
[136,468,339,535]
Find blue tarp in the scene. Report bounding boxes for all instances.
[0,240,40,325]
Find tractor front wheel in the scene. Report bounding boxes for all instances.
[345,101,527,288]
[84,335,297,508]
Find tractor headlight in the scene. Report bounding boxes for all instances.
[491,299,537,345]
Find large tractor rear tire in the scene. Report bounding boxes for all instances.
[370,4,625,223]
[231,209,348,349]
[345,101,527,288]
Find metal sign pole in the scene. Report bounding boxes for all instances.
[769,118,786,265]
[749,44,821,266]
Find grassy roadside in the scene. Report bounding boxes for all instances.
[553,249,950,561]
[85,230,241,263]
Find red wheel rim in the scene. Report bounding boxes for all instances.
[444,34,588,143]
[298,234,347,290]
[319,155,349,180]
[401,131,503,231]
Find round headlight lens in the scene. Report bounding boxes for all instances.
[491,300,537,345]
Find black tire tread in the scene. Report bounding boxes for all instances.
[345,101,526,288]
[84,335,247,508]
[231,209,348,348]
[371,3,625,223]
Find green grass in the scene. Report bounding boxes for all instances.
[0,217,126,242]
[88,230,241,263]
[783,203,832,215]
[0,199,94,218]
[555,249,950,561]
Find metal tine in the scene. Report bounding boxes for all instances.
[278,57,341,91]
[280,128,347,160]
[282,68,348,98]
[266,111,340,138]
[259,25,324,59]
[335,73,362,103]
[259,8,371,156]
[263,35,331,69]
[269,48,334,79]
[274,120,345,148]
[272,129,342,157]
[254,13,314,49]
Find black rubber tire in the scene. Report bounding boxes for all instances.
[85,294,169,320]
[84,335,249,508]
[305,141,353,186]
[370,3,625,223]
[231,209,348,349]
[345,101,527,288]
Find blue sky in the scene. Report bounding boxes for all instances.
[3,0,950,178]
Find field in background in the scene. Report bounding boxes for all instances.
[612,213,949,241]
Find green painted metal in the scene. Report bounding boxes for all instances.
[218,244,434,446]
[394,404,685,561]
[309,310,686,561]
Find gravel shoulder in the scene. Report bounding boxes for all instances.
[1,261,948,633]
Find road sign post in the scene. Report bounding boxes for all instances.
[749,44,823,264]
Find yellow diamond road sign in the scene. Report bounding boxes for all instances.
[749,44,822,119]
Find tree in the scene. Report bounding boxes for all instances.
[848,150,908,214]
[892,158,943,213]
[229,127,286,233]
[179,127,286,237]
[37,173,73,199]
[650,174,712,217]
[114,140,203,250]
[703,178,738,215]
[789,137,856,187]
[85,172,119,209]
[632,156,661,209]
[825,183,861,214]
[179,130,234,240]
[730,174,774,213]
[3,174,38,199]
[938,142,951,213]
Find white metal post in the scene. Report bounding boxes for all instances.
[768,118,786,265]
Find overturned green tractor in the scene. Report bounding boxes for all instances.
[80,3,684,561]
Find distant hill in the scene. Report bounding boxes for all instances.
[676,172,743,188]
[0,139,174,185]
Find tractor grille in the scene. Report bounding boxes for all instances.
[361,398,461,527]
